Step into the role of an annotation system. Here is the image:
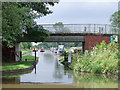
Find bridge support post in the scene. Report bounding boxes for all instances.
[82,42,85,54]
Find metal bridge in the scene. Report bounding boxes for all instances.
[40,24,118,34]
[20,24,118,42]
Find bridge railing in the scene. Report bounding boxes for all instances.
[39,24,118,34]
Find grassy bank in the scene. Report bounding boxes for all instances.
[2,61,34,70]
[68,41,118,75]
[1,56,38,71]
[22,55,38,61]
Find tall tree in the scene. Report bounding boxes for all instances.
[110,10,120,33]
[2,2,57,47]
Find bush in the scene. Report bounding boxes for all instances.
[70,41,118,75]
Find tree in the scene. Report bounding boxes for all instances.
[53,22,64,33]
[2,2,57,47]
[110,10,120,33]
[110,10,120,61]
[53,22,70,33]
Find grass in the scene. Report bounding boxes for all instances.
[1,55,38,71]
[69,41,119,75]
[2,74,21,79]
[22,55,38,61]
[2,61,34,70]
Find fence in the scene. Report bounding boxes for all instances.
[40,24,118,34]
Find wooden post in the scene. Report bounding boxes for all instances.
[35,62,36,74]
[82,42,85,54]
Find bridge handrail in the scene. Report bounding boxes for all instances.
[38,24,118,34]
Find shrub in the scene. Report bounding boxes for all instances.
[70,41,118,75]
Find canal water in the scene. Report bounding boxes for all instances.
[2,50,118,88]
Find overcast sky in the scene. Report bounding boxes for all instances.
[34,0,119,25]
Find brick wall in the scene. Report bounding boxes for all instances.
[85,35,111,51]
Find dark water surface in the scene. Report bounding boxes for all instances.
[2,50,118,88]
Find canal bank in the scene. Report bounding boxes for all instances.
[1,55,39,76]
[60,41,119,78]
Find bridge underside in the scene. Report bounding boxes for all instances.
[45,36,84,42]
[20,36,85,42]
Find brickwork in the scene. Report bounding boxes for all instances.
[85,35,111,51]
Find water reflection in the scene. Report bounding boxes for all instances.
[73,72,118,88]
[2,50,118,88]
[19,50,73,84]
[53,61,64,79]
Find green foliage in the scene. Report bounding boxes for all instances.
[20,42,32,49]
[110,10,120,27]
[64,51,69,62]
[110,10,120,33]
[70,41,118,75]
[2,2,56,47]
[22,25,50,42]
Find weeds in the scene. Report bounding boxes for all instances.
[70,41,118,75]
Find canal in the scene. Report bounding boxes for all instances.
[2,50,118,88]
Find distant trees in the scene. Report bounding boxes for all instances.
[34,42,82,49]
[53,22,70,33]
[20,42,32,50]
